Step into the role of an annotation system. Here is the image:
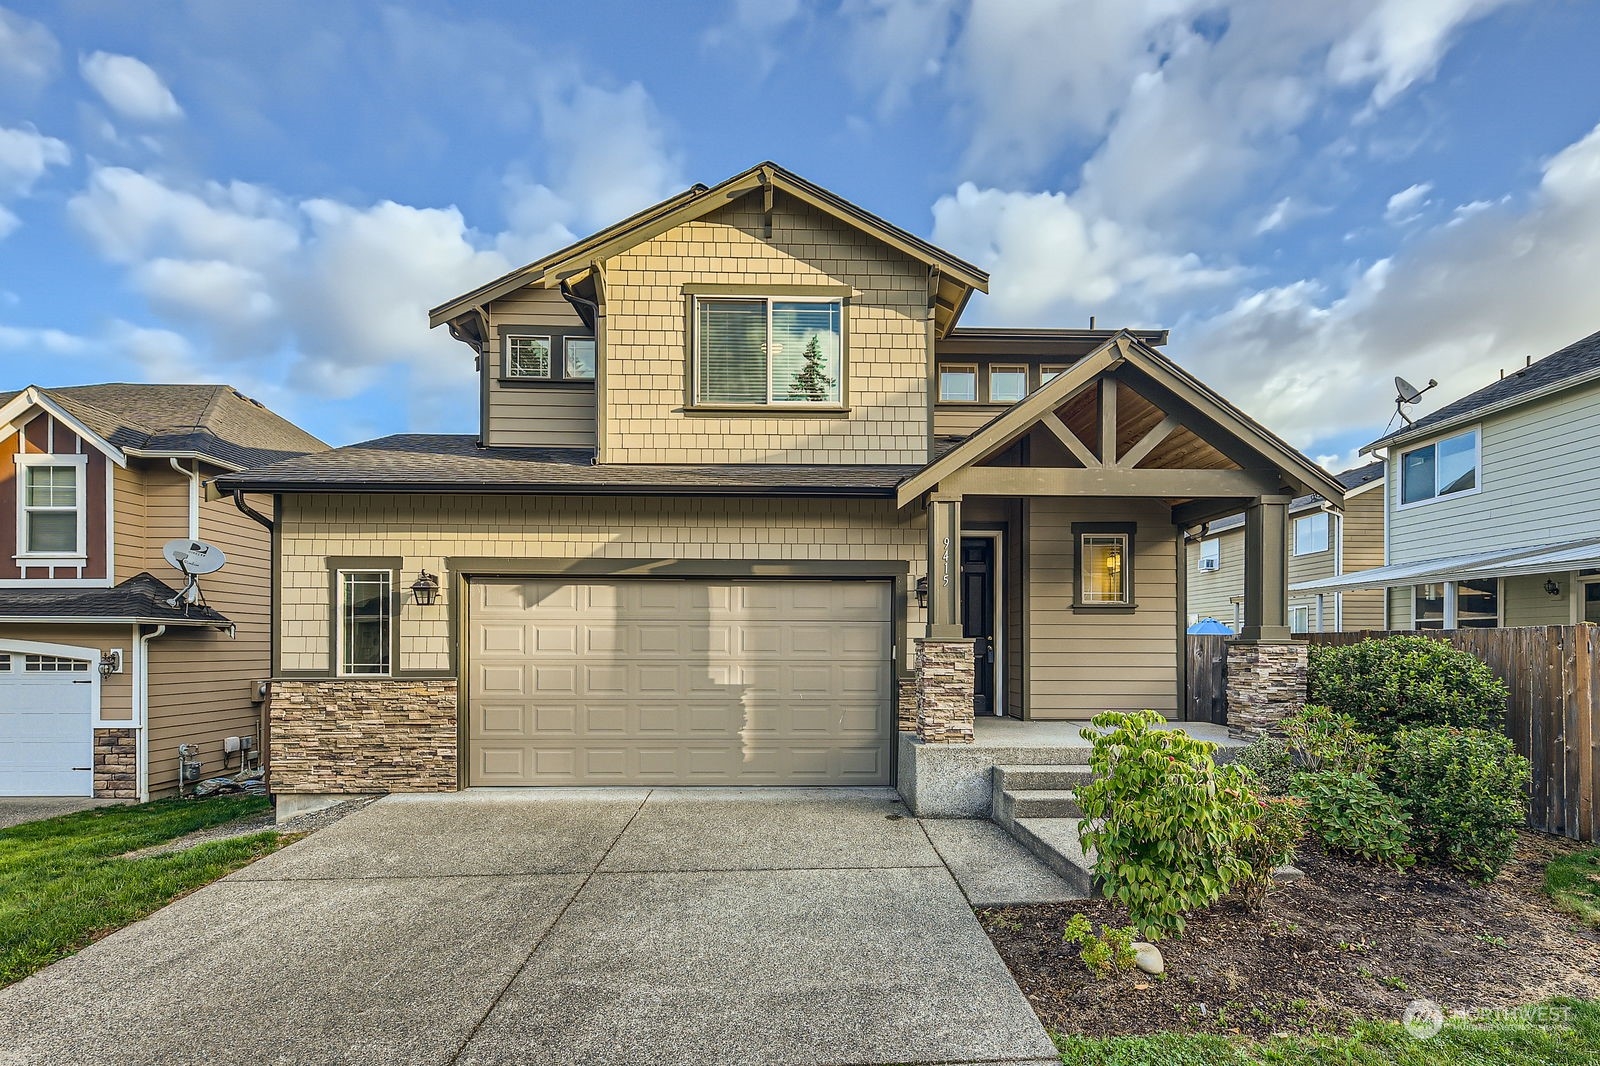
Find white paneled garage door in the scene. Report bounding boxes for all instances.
[467,578,893,786]
[0,652,96,797]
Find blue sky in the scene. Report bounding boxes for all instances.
[2,1,1599,466]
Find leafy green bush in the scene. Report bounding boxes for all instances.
[1291,771,1413,868]
[1387,727,1530,882]
[1076,710,1252,940]
[1061,913,1139,978]
[1234,736,1295,795]
[1308,636,1507,737]
[1233,795,1306,909]
[1280,704,1382,774]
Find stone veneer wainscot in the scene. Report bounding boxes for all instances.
[914,638,976,744]
[1225,642,1309,740]
[268,679,459,794]
[92,728,137,799]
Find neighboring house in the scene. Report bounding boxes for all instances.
[1187,462,1384,632]
[218,162,1340,807]
[1294,328,1600,628]
[0,384,326,799]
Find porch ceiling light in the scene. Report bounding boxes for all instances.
[410,570,441,607]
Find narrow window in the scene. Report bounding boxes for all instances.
[1400,429,1478,504]
[1293,512,1330,555]
[563,337,597,381]
[1289,604,1311,633]
[505,335,553,379]
[938,364,978,402]
[1198,538,1220,571]
[694,297,842,406]
[988,365,1028,404]
[339,570,392,676]
[20,462,83,556]
[1079,533,1131,605]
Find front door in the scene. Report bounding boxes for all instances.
[960,536,998,715]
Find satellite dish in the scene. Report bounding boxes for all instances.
[1392,375,1438,425]
[163,539,227,575]
[162,538,226,611]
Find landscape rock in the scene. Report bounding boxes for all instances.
[1132,942,1164,976]
[1273,865,1306,882]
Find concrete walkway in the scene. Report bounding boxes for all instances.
[0,789,1062,1066]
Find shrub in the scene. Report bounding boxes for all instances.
[1291,771,1413,868]
[1281,704,1383,775]
[1076,710,1253,940]
[1233,795,1307,909]
[1387,727,1531,882]
[1061,914,1139,979]
[1308,636,1508,737]
[1234,736,1295,795]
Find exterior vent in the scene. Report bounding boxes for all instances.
[1197,557,1219,572]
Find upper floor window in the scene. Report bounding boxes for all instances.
[693,297,843,407]
[1400,428,1478,505]
[938,364,978,402]
[1293,511,1330,556]
[1039,365,1067,386]
[564,338,597,381]
[16,455,86,558]
[1197,538,1220,571]
[506,335,553,379]
[503,332,596,382]
[988,365,1028,404]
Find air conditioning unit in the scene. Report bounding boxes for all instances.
[1198,557,1219,571]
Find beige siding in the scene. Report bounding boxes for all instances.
[1026,498,1180,718]
[1186,529,1243,627]
[142,466,273,796]
[111,463,146,584]
[483,287,596,448]
[934,405,1005,439]
[1337,487,1387,629]
[600,191,930,464]
[0,623,134,721]
[278,493,925,677]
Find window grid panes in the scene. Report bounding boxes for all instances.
[1039,366,1066,387]
[938,365,978,402]
[563,338,596,380]
[988,365,1028,404]
[1401,429,1478,504]
[695,298,842,406]
[1080,534,1129,605]
[24,655,88,672]
[22,464,79,554]
[506,336,552,379]
[340,571,392,676]
[1293,512,1330,555]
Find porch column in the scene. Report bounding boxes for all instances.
[915,491,974,744]
[1238,494,1292,641]
[1443,581,1459,629]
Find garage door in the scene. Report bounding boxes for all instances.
[0,652,95,797]
[467,579,893,786]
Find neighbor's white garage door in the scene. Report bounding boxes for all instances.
[0,652,95,797]
[467,578,893,786]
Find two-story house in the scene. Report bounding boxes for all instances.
[219,162,1341,811]
[1187,462,1384,632]
[0,384,325,800]
[1294,328,1600,628]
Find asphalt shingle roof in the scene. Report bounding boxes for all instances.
[1,383,327,469]
[1368,327,1600,449]
[216,434,920,495]
[0,573,230,625]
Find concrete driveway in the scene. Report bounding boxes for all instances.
[0,797,120,829]
[0,789,1062,1066]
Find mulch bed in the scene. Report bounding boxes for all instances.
[981,831,1600,1038]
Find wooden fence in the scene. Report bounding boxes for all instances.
[1186,626,1600,841]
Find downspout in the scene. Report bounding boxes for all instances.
[232,490,273,530]
[135,625,167,802]
[170,458,200,540]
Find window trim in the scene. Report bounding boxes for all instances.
[687,294,849,411]
[937,363,980,404]
[497,326,596,386]
[1072,521,1137,611]
[1292,510,1331,557]
[1396,425,1482,510]
[1289,603,1311,633]
[14,453,88,563]
[1197,537,1221,570]
[987,364,1029,405]
[330,559,399,678]
[1039,365,1068,387]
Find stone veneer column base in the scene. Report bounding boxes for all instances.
[896,675,919,733]
[1226,641,1309,740]
[268,679,459,794]
[93,728,138,799]
[914,638,976,744]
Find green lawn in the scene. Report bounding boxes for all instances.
[1055,998,1599,1065]
[0,796,285,986]
[1544,847,1600,927]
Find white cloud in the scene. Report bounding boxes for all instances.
[0,124,70,197]
[1328,0,1523,111]
[1384,181,1433,224]
[0,323,87,354]
[703,0,809,76]
[0,6,59,90]
[1180,121,1600,451]
[79,51,184,122]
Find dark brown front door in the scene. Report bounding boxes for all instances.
[960,537,998,715]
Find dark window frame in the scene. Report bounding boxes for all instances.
[1072,521,1137,612]
[497,325,597,387]
[327,556,401,678]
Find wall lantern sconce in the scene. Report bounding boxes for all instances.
[409,570,440,607]
[99,649,122,677]
[914,576,929,609]
[1544,579,1562,598]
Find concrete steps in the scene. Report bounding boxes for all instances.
[990,764,1098,894]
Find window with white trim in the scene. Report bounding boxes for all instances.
[988,365,1028,404]
[505,335,553,379]
[693,297,843,406]
[1289,604,1311,633]
[16,455,86,558]
[1038,365,1067,389]
[1197,538,1220,571]
[338,570,392,676]
[938,364,978,402]
[1400,428,1478,505]
[1293,511,1330,556]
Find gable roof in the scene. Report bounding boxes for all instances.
[428,161,990,338]
[1367,327,1600,452]
[896,332,1347,508]
[0,384,327,470]
[1205,461,1383,534]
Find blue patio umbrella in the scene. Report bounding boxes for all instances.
[1186,617,1234,635]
